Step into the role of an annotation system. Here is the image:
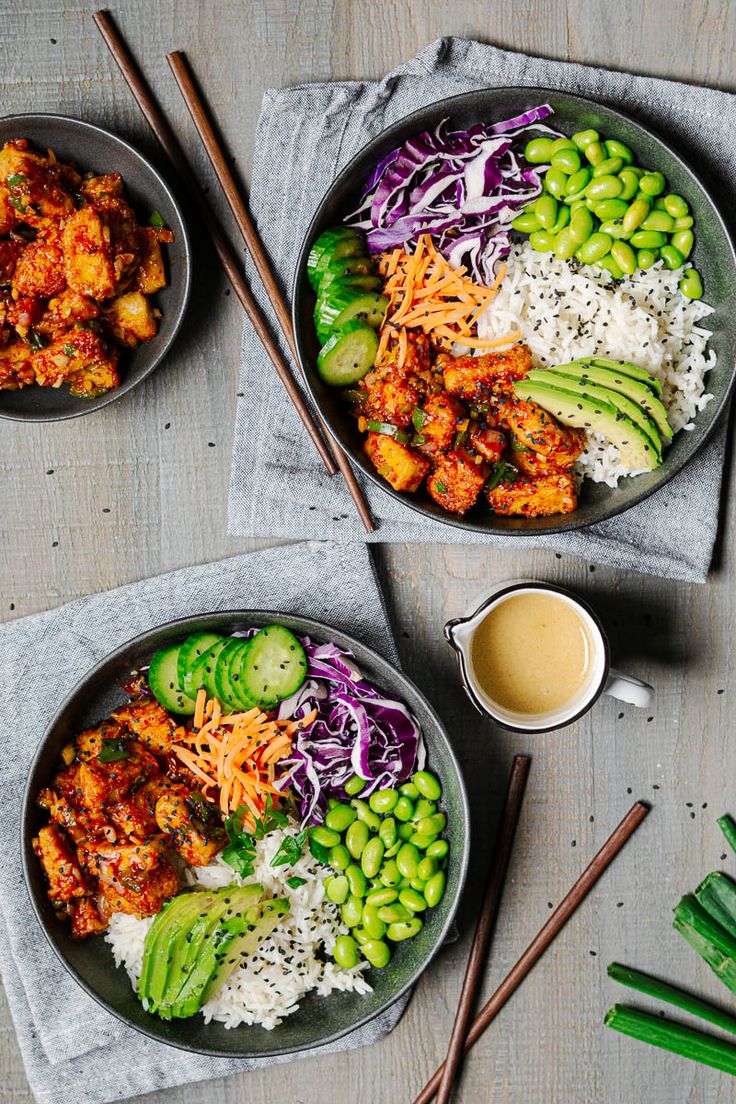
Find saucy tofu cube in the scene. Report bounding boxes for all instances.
[468,425,506,463]
[498,395,586,467]
[37,289,100,339]
[33,824,88,903]
[103,291,158,347]
[443,344,532,400]
[11,229,66,299]
[418,393,466,455]
[487,472,578,517]
[112,699,176,755]
[80,838,179,917]
[155,784,225,867]
[427,449,488,515]
[0,340,34,390]
[135,227,166,294]
[62,207,116,299]
[70,896,109,939]
[364,432,430,492]
[32,327,119,396]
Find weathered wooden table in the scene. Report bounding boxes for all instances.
[2,2,736,1101]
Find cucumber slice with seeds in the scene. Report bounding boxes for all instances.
[177,632,224,690]
[308,228,364,289]
[317,321,378,386]
[318,257,376,293]
[187,638,230,698]
[240,625,308,707]
[315,289,388,344]
[149,644,197,714]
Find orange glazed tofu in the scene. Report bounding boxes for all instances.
[498,395,586,467]
[103,291,158,347]
[427,450,488,515]
[11,229,66,299]
[135,226,167,294]
[31,328,119,394]
[0,340,34,389]
[486,472,578,517]
[32,824,88,903]
[364,431,430,492]
[111,698,176,755]
[443,344,532,400]
[61,206,116,299]
[418,392,466,455]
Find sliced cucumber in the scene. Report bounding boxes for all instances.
[315,290,389,344]
[317,321,378,386]
[225,640,260,711]
[307,227,364,290]
[186,638,230,698]
[213,639,259,711]
[149,644,197,715]
[318,256,376,293]
[177,632,224,690]
[239,625,308,708]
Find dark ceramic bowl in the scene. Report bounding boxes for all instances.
[22,611,469,1057]
[293,88,736,535]
[0,113,191,421]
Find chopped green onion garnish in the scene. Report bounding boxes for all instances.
[412,407,427,432]
[435,480,448,494]
[7,173,26,188]
[367,419,399,437]
[149,209,165,229]
[27,327,46,352]
[486,461,519,491]
[98,737,131,763]
[286,876,307,890]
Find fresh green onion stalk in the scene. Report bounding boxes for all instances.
[605,1005,736,1076]
[673,894,736,995]
[608,962,736,1036]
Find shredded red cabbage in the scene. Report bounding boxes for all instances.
[350,106,559,285]
[275,639,426,825]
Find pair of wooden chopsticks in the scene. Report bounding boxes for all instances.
[92,10,375,534]
[416,754,649,1104]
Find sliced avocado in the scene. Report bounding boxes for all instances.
[170,917,245,1019]
[139,890,215,1012]
[584,356,663,396]
[158,884,264,1017]
[526,369,663,460]
[513,380,662,471]
[201,896,290,1003]
[543,362,671,440]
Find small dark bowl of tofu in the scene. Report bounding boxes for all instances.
[0,113,191,421]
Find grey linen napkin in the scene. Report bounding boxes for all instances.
[229,36,734,582]
[0,541,410,1104]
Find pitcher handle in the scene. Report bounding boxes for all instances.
[604,668,654,709]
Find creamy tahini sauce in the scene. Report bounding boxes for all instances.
[470,592,592,715]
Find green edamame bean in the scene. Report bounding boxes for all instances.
[628,166,646,178]
[353,926,370,946]
[673,215,694,231]
[327,798,338,810]
[554,229,579,261]
[399,782,419,800]
[511,210,542,233]
[576,232,613,264]
[416,813,446,837]
[593,198,629,221]
[387,918,423,942]
[611,240,637,275]
[396,843,421,879]
[417,856,439,881]
[378,816,397,849]
[378,859,401,888]
[362,904,387,939]
[394,796,415,822]
[604,139,634,164]
[598,219,630,240]
[412,799,436,821]
[397,822,414,841]
[630,230,668,249]
[544,167,569,199]
[424,870,447,909]
[333,934,359,968]
[550,205,571,233]
[640,210,675,233]
[328,844,351,871]
[534,194,558,229]
[311,825,341,849]
[584,140,607,165]
[399,888,427,913]
[326,874,350,904]
[377,902,412,924]
[596,253,624,280]
[346,819,369,860]
[410,876,427,892]
[585,175,623,201]
[524,137,556,163]
[618,169,640,201]
[660,244,684,270]
[663,193,689,218]
[551,137,577,153]
[362,938,391,968]
[639,171,665,196]
[592,156,625,178]
[344,774,366,796]
[361,837,384,879]
[679,268,703,299]
[569,199,588,212]
[350,798,381,831]
[551,148,581,175]
[636,249,658,270]
[325,804,357,832]
[571,128,600,150]
[341,895,363,928]
[529,230,555,252]
[622,197,650,235]
[652,196,668,210]
[409,832,437,851]
[346,864,367,898]
[366,886,397,907]
[565,167,591,198]
[671,229,694,260]
[569,206,594,244]
[384,840,401,858]
[369,788,398,815]
[426,839,449,861]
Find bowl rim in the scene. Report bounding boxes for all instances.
[0,111,192,422]
[21,608,470,1057]
[291,85,736,536]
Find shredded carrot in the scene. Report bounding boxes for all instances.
[376,234,517,354]
[171,702,317,828]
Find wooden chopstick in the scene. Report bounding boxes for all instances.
[412,800,650,1104]
[163,49,376,535]
[435,755,531,1104]
[94,11,375,532]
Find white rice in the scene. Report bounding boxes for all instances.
[105,823,371,1030]
[477,241,717,486]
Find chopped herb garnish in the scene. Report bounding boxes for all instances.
[453,429,467,449]
[271,828,308,869]
[63,343,77,357]
[222,795,289,878]
[412,407,427,432]
[149,209,165,229]
[8,196,26,213]
[286,875,307,890]
[7,173,27,189]
[435,480,448,494]
[27,327,47,352]
[98,736,131,763]
[486,460,519,491]
[509,438,531,453]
